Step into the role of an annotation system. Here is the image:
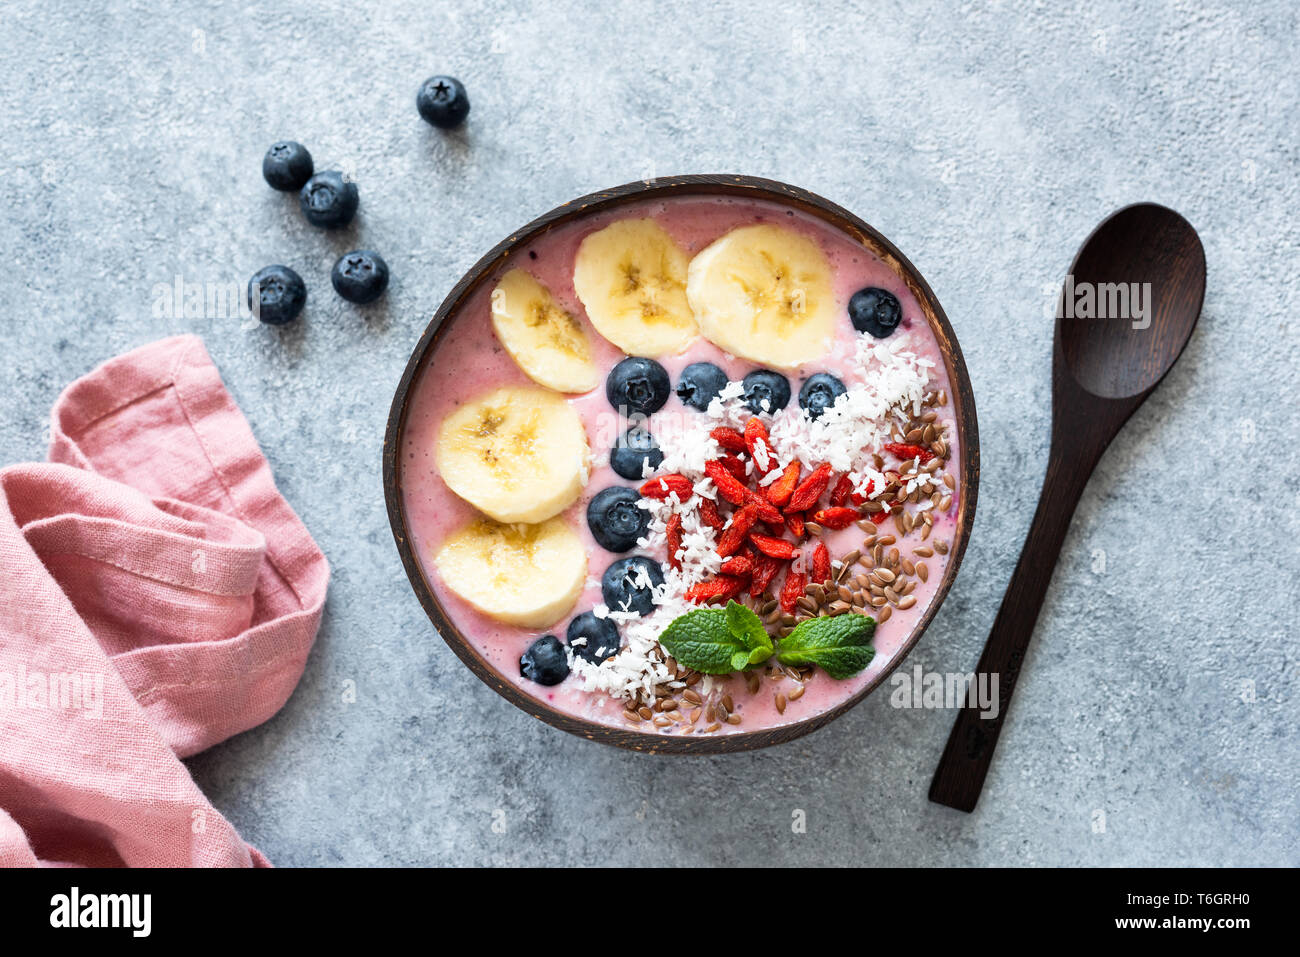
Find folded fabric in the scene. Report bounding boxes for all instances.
[0,335,328,867]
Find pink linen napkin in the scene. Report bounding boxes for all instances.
[0,335,328,867]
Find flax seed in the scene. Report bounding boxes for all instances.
[935,539,949,554]
[689,707,702,723]
[942,473,955,490]
[704,722,721,733]
[873,568,895,584]
[916,561,929,582]
[805,522,824,536]
[901,558,915,575]
[788,684,805,701]
[623,710,642,722]
[876,604,892,623]
[774,692,787,714]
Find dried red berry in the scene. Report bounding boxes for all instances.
[638,473,694,500]
[686,575,746,605]
[787,463,832,511]
[715,503,758,556]
[665,513,683,571]
[705,460,750,505]
[883,442,934,464]
[749,532,799,560]
[765,460,801,508]
[698,496,724,531]
[811,541,832,584]
[709,426,748,452]
[719,555,753,577]
[786,511,805,538]
[810,507,859,530]
[870,507,892,525]
[850,479,876,506]
[749,553,782,597]
[779,568,807,614]
[743,418,775,473]
[830,473,855,507]
[720,454,747,481]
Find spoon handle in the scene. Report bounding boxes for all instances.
[928,447,1096,812]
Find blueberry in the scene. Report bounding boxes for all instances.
[331,250,389,304]
[609,426,663,480]
[247,265,306,325]
[606,357,670,416]
[587,486,650,553]
[416,75,471,129]
[848,286,902,338]
[299,170,358,229]
[741,369,791,415]
[601,556,664,617]
[262,141,314,192]
[567,611,620,663]
[798,372,847,420]
[520,634,569,686]
[676,361,728,411]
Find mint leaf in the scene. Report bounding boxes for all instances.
[658,601,773,675]
[776,614,876,679]
[726,601,773,668]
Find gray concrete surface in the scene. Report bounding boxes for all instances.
[2,0,1296,866]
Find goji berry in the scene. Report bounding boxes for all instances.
[883,442,934,463]
[787,463,832,511]
[850,479,875,506]
[743,489,784,524]
[705,460,749,505]
[779,568,807,614]
[765,460,801,507]
[810,507,859,530]
[709,426,748,452]
[698,496,724,530]
[786,511,805,538]
[638,473,694,500]
[749,553,782,597]
[686,575,746,605]
[830,473,855,507]
[743,418,775,473]
[811,541,831,584]
[870,507,892,525]
[719,555,753,577]
[720,454,747,481]
[748,532,799,560]
[665,513,683,571]
[715,503,758,556]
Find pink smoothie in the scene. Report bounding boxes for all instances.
[400,196,962,736]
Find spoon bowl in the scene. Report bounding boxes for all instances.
[1060,203,1206,399]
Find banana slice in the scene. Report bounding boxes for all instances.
[686,224,836,369]
[491,269,601,394]
[572,218,697,356]
[435,517,586,628]
[436,386,589,524]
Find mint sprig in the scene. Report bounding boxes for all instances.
[657,602,876,679]
[775,613,876,679]
[658,601,774,674]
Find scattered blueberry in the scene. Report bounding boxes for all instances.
[299,170,358,229]
[247,265,306,325]
[606,357,670,416]
[567,611,620,663]
[416,75,471,129]
[741,369,791,415]
[519,634,569,686]
[262,141,314,192]
[331,250,389,304]
[848,286,902,338]
[675,361,728,411]
[609,426,663,480]
[798,372,847,420]
[587,486,650,553]
[601,556,664,617]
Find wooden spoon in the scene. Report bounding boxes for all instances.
[929,203,1206,812]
